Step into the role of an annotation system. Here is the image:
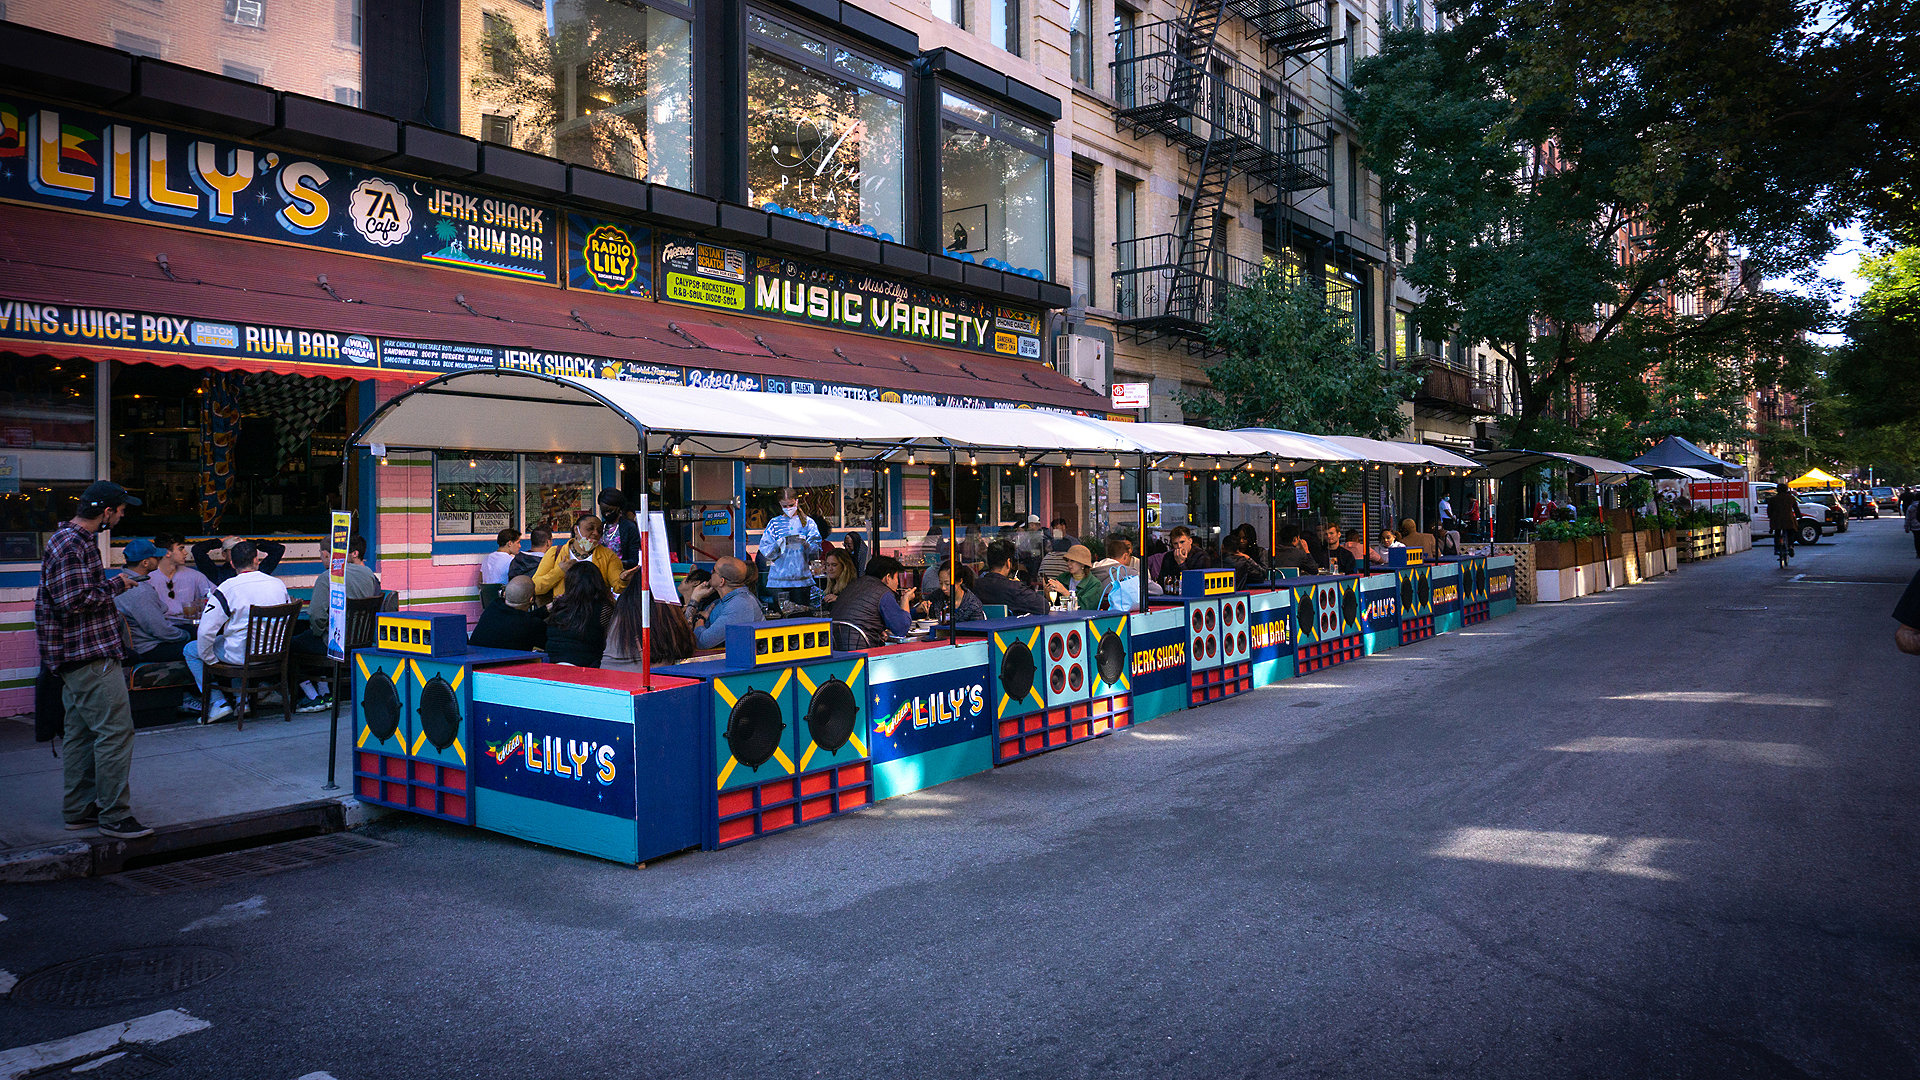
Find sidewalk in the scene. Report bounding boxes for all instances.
[0,708,380,880]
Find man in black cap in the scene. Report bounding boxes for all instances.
[35,481,155,839]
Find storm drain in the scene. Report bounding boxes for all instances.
[9,946,234,1009]
[108,832,394,895]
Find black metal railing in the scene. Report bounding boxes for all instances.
[1408,354,1502,413]
[1224,0,1331,54]
[1112,233,1263,335]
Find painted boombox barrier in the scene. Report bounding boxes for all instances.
[658,619,872,849]
[354,553,1529,864]
[352,613,541,824]
[954,611,1131,765]
[1289,574,1364,674]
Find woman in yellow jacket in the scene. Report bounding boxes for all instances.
[532,513,628,603]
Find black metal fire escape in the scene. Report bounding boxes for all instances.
[1112,0,1334,352]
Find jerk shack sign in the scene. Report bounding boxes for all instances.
[657,234,1044,360]
[0,96,558,284]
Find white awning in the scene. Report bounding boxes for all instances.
[1312,435,1481,471]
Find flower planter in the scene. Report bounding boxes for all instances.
[1534,539,1577,571]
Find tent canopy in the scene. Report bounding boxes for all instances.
[1627,436,1741,478]
[1470,449,1646,484]
[1787,467,1845,490]
[352,370,1385,470]
[1638,465,1720,481]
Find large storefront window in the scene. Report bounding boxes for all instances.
[940,92,1050,280]
[434,451,598,538]
[111,365,351,537]
[0,357,96,542]
[465,0,694,189]
[4,0,364,104]
[746,10,906,243]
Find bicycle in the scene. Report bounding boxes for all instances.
[1774,527,1794,569]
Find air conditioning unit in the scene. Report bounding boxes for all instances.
[1059,335,1109,394]
[228,0,265,27]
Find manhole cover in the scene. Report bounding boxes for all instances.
[109,832,394,895]
[10,947,234,1009]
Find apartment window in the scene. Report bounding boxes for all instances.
[339,0,362,46]
[1325,1,1336,77]
[932,0,966,29]
[222,63,264,83]
[333,86,362,107]
[1114,175,1138,314]
[748,10,906,240]
[1113,5,1137,98]
[1347,143,1361,222]
[481,112,515,145]
[1069,0,1093,87]
[113,31,164,58]
[941,91,1052,279]
[467,0,694,189]
[1395,311,1411,362]
[1344,14,1358,82]
[990,0,1020,56]
[225,0,266,29]
[1072,165,1096,307]
[1393,0,1403,26]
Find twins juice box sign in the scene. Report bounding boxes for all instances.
[0,97,558,284]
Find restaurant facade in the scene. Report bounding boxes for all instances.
[0,1,1108,715]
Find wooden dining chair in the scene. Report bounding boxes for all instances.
[202,600,304,730]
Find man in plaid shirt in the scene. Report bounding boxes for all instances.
[37,481,154,839]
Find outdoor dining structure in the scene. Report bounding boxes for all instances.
[346,371,1517,864]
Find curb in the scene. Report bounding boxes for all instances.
[0,796,391,884]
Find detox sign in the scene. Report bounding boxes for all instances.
[657,234,1044,358]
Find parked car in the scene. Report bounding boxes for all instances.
[1872,486,1898,510]
[1800,491,1850,533]
[1844,491,1880,519]
[1755,488,1833,546]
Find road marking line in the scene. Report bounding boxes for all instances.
[179,895,268,934]
[0,971,14,994]
[0,1009,211,1080]
[295,1073,343,1080]
[71,1052,127,1073]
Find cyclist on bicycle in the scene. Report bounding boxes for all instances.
[1767,482,1801,565]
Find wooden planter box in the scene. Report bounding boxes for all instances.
[1534,540,1576,570]
[1574,537,1602,566]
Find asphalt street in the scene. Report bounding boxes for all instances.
[3,520,1917,1079]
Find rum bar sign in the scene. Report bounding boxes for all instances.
[657,234,1044,359]
[0,96,559,285]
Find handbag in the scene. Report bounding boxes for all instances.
[34,666,65,744]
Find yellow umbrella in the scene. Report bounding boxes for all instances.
[1786,468,1845,490]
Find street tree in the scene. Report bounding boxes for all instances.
[1347,0,1846,453]
[1832,247,1920,471]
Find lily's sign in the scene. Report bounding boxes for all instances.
[0,97,559,284]
[658,235,1044,358]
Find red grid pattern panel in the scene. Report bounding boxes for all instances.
[1187,661,1253,707]
[354,750,469,824]
[994,695,1131,765]
[714,764,872,848]
[1294,634,1364,674]
[1398,616,1436,645]
[1463,602,1491,625]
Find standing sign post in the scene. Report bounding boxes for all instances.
[323,511,351,789]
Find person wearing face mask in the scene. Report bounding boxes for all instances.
[758,487,821,607]
[1048,517,1079,554]
[531,512,629,604]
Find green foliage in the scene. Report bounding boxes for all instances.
[1346,0,1851,454]
[1832,247,1920,473]
[1182,267,1420,439]
[1536,518,1609,540]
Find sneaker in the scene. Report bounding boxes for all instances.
[176,693,204,714]
[64,809,100,831]
[199,699,234,725]
[294,694,331,714]
[97,816,155,840]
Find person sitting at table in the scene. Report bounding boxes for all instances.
[1220,534,1270,587]
[532,513,627,603]
[480,529,520,586]
[820,550,858,606]
[758,487,822,608]
[1434,519,1463,557]
[469,575,547,653]
[915,562,985,624]
[1321,523,1357,575]
[544,562,615,667]
[830,555,915,647]
[509,526,551,581]
[1341,529,1372,570]
[1270,524,1322,576]
[602,585,695,670]
[1144,525,1208,594]
[1230,523,1268,569]
[597,490,642,572]
[115,540,190,664]
[678,567,713,619]
[185,541,290,724]
[1378,528,1405,561]
[1047,544,1103,610]
[192,534,286,588]
[689,557,763,651]
[148,534,212,620]
[1105,537,1163,596]
[974,540,1050,617]
[289,535,383,712]
[1399,517,1438,562]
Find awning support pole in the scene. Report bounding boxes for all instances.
[1137,458,1149,615]
[948,448,958,646]
[638,426,651,690]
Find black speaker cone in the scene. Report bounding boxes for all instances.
[1000,641,1036,701]
[1066,630,1082,658]
[725,689,786,771]
[417,674,461,751]
[1048,632,1064,662]
[805,677,858,753]
[362,669,400,742]
[1096,630,1125,685]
